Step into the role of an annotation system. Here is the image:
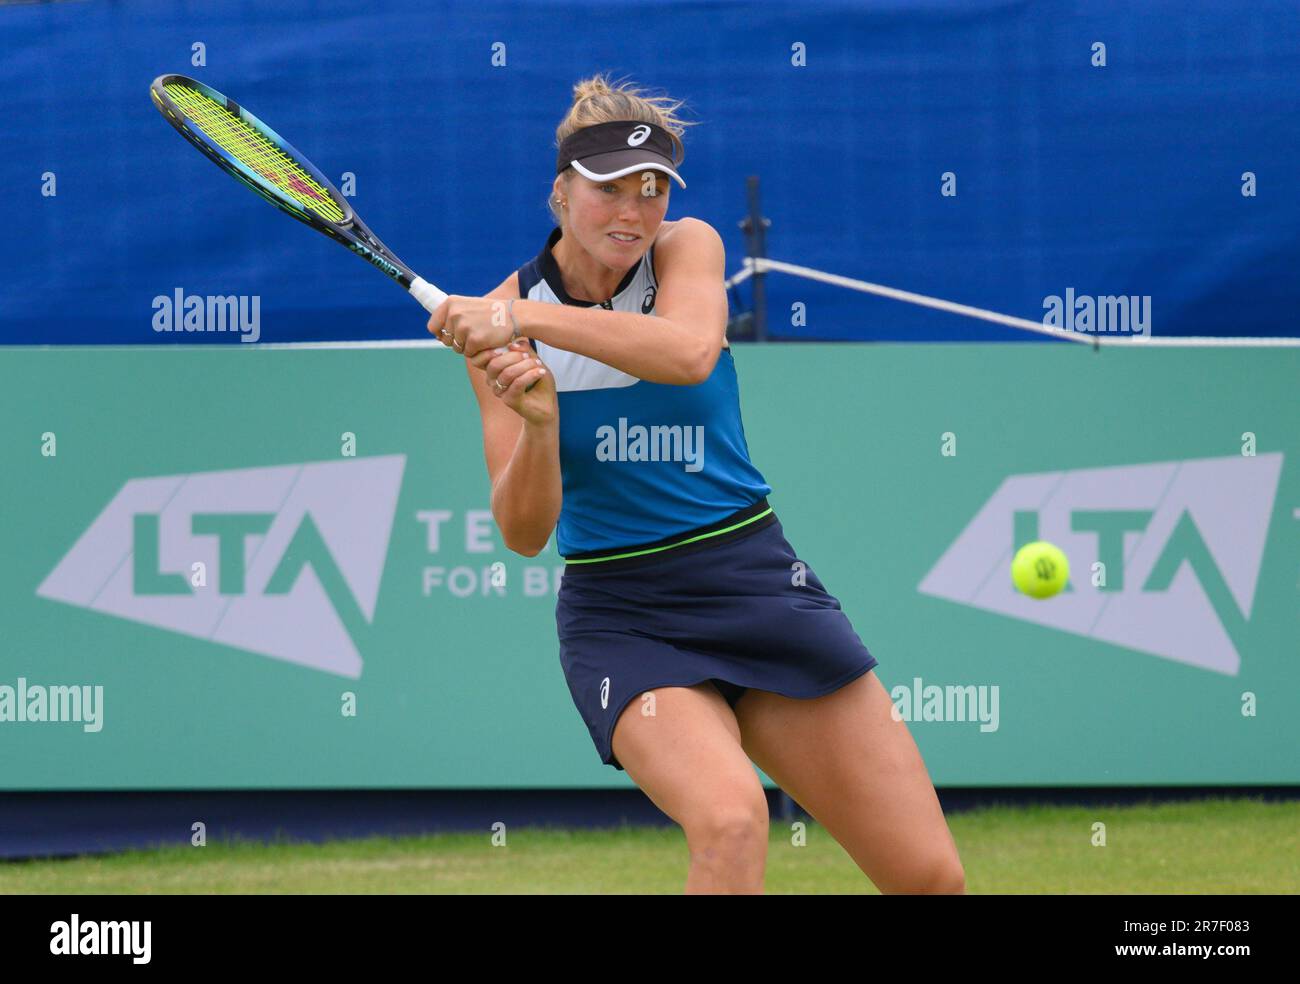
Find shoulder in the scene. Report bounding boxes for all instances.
[652,217,725,280]
[654,217,723,258]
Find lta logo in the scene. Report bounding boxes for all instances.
[37,456,405,678]
[918,454,1283,675]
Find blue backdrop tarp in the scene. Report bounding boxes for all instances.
[4,0,1298,344]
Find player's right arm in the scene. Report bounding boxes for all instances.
[463,273,562,557]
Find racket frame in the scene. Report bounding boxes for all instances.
[149,73,444,311]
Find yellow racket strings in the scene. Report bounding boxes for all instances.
[164,81,345,223]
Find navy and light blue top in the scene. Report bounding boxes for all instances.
[517,226,772,563]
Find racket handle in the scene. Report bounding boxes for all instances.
[409,276,448,314]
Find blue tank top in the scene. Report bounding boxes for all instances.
[517,226,772,559]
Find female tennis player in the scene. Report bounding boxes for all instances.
[428,74,964,895]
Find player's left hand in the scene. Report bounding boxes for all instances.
[426,296,514,358]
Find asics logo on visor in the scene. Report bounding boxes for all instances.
[627,125,651,147]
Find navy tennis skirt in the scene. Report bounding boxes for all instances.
[556,502,878,771]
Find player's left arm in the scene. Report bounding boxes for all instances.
[515,217,728,385]
[649,217,729,380]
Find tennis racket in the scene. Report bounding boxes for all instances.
[149,74,448,315]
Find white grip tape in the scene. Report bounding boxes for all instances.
[408,277,448,314]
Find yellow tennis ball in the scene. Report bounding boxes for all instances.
[1011,541,1070,599]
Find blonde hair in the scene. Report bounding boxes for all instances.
[548,73,697,224]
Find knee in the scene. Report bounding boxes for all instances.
[687,802,769,859]
[930,858,966,895]
[888,854,966,895]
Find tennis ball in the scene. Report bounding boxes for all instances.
[1011,541,1069,599]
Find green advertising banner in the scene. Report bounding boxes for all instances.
[0,343,1295,788]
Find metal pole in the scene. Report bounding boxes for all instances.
[739,175,770,342]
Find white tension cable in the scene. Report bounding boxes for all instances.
[726,257,1300,348]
